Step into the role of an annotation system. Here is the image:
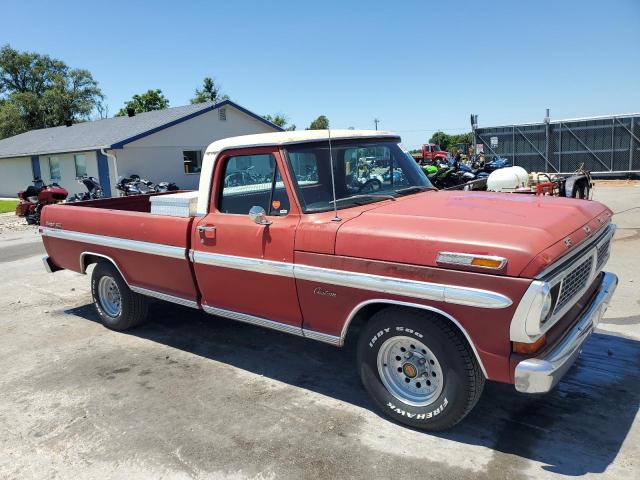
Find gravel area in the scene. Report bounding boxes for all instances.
[0,211,37,234]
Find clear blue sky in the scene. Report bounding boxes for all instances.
[3,0,639,148]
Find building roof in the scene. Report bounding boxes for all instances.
[0,100,283,159]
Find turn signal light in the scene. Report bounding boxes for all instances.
[436,252,507,270]
[470,257,504,269]
[513,335,546,354]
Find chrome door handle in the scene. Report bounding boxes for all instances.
[197,225,216,233]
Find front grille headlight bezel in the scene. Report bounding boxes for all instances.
[511,223,615,344]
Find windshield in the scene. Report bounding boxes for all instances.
[285,139,433,212]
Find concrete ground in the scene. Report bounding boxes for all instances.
[0,184,638,480]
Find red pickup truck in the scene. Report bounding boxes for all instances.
[411,143,448,165]
[40,130,618,431]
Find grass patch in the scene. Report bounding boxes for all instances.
[0,199,18,214]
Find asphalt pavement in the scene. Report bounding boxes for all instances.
[0,184,638,479]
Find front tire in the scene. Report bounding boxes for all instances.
[91,262,148,330]
[357,307,485,431]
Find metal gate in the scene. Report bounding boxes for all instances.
[474,113,640,173]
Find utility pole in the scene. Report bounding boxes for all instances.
[373,118,380,130]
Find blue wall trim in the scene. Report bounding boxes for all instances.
[30,155,41,179]
[109,100,284,149]
[96,150,112,197]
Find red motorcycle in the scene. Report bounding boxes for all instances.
[16,178,68,225]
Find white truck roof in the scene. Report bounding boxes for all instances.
[197,130,400,215]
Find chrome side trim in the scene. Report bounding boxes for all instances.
[294,264,512,309]
[203,305,303,336]
[190,249,512,309]
[340,299,488,378]
[130,285,200,309]
[192,251,294,277]
[204,304,341,345]
[515,272,618,393]
[41,227,187,260]
[302,329,341,345]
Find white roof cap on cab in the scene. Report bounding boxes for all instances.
[203,129,398,157]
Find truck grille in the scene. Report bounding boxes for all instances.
[596,238,611,270]
[553,256,593,314]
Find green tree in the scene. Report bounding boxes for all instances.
[307,115,329,130]
[263,113,296,131]
[0,44,103,138]
[428,131,451,151]
[191,77,228,104]
[116,89,169,116]
[428,131,474,153]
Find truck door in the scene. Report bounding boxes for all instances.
[191,147,302,327]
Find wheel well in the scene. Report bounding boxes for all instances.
[342,301,487,377]
[80,253,109,273]
[80,253,129,286]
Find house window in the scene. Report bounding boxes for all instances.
[219,108,226,121]
[74,154,87,178]
[48,156,61,180]
[183,150,203,174]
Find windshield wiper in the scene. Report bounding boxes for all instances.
[329,194,396,206]
[394,185,438,196]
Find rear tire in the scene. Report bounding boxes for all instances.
[91,262,148,330]
[357,307,484,431]
[574,181,587,199]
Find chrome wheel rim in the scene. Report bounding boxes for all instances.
[376,336,444,407]
[98,276,122,317]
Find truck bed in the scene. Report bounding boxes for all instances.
[39,194,200,304]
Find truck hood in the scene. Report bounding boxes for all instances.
[334,191,610,277]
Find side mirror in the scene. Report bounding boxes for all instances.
[249,206,272,226]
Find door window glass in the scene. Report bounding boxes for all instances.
[219,154,290,215]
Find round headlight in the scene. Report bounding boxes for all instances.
[539,288,553,324]
[521,281,553,337]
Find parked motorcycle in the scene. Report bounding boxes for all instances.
[16,177,68,225]
[470,156,510,175]
[116,174,179,196]
[427,161,477,189]
[66,176,104,202]
[155,181,179,193]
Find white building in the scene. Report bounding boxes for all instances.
[0,100,282,197]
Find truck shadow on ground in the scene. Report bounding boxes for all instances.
[67,301,640,477]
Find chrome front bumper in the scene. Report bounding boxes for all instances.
[514,272,618,393]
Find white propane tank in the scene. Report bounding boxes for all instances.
[486,166,529,192]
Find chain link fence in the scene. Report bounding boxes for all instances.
[474,114,640,174]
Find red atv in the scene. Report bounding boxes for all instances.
[16,178,68,225]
